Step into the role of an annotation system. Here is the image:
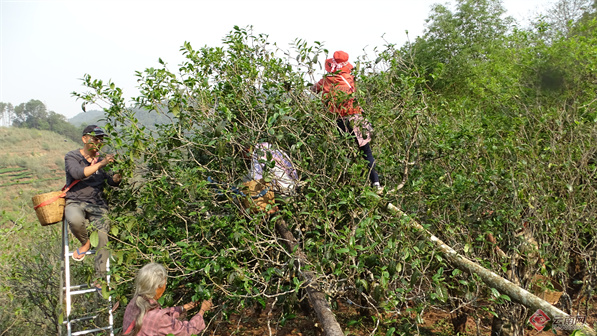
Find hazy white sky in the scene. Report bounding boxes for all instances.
[1,0,552,119]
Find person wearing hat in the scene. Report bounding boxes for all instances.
[312,51,382,193]
[64,125,121,289]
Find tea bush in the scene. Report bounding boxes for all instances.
[69,8,597,334]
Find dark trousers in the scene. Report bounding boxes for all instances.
[336,118,380,184]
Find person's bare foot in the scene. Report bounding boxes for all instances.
[72,240,91,261]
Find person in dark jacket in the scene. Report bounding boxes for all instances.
[64,125,120,287]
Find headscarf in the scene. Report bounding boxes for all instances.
[325,50,353,73]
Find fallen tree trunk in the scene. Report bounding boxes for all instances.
[386,202,596,336]
[274,219,344,336]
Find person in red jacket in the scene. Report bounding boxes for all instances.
[312,51,381,192]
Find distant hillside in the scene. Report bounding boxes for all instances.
[68,107,176,129]
[0,126,80,229]
[68,109,105,127]
[0,127,78,227]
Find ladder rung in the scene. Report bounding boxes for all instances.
[63,314,98,324]
[64,284,89,291]
[70,288,99,296]
[71,326,112,336]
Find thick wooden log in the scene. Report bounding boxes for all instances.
[386,202,595,336]
[275,219,345,336]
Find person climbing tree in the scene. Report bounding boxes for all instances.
[312,50,382,193]
[240,142,300,214]
[246,142,299,197]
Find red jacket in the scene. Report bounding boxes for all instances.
[313,51,361,117]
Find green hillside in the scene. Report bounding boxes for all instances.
[0,127,77,222]
[0,128,79,335]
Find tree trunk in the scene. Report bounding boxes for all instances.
[386,202,596,336]
[274,219,345,336]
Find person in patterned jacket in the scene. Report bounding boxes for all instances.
[122,263,212,336]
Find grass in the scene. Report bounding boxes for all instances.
[0,127,77,230]
[0,176,62,187]
[0,129,77,335]
[0,127,76,183]
[0,167,27,174]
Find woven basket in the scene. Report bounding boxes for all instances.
[531,275,563,305]
[241,180,278,214]
[32,191,66,226]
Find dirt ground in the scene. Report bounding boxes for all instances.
[201,297,596,336]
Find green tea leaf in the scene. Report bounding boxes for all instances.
[89,231,99,248]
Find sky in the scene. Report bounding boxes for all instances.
[1,0,553,119]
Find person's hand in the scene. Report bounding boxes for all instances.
[183,301,199,311]
[198,300,212,316]
[99,154,115,167]
[113,173,122,183]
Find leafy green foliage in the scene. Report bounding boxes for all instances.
[71,14,597,333]
[4,1,597,334]
[74,26,435,333]
[406,0,512,94]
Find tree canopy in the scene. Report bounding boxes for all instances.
[2,99,81,142]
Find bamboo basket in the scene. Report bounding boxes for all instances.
[32,191,66,226]
[531,274,563,305]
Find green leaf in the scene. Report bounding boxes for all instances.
[89,231,99,248]
[101,286,109,299]
[336,248,349,254]
[114,251,124,265]
[435,284,448,302]
[171,106,180,117]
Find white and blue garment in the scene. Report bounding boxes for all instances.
[249,142,299,196]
